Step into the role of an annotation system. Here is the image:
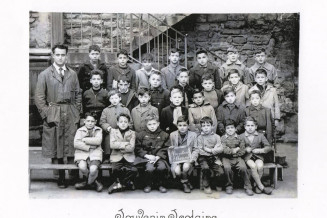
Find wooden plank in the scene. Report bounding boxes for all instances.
[29,163,112,170]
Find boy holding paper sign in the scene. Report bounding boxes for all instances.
[169,116,197,193]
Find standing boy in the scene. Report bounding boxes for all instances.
[188,89,217,134]
[131,87,159,132]
[220,46,252,86]
[161,48,184,90]
[249,48,279,86]
[201,74,224,112]
[74,113,103,192]
[175,68,194,107]
[78,45,108,93]
[189,50,221,90]
[117,75,138,112]
[107,49,136,90]
[191,116,224,194]
[35,44,81,188]
[135,115,170,193]
[148,71,170,115]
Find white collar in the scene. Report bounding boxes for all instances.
[53,63,67,74]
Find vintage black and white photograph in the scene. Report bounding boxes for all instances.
[28,12,299,199]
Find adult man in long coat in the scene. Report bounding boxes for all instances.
[35,44,82,188]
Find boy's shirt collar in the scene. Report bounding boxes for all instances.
[108,102,124,108]
[146,127,162,134]
[248,104,264,111]
[201,131,215,136]
[226,59,242,66]
[245,131,259,137]
[225,133,238,138]
[222,100,240,108]
[80,125,101,132]
[140,67,157,75]
[189,101,210,108]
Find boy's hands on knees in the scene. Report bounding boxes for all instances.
[232,147,240,154]
[252,148,264,154]
[106,126,112,133]
[246,147,252,153]
[145,154,156,162]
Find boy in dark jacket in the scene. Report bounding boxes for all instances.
[82,70,109,125]
[107,49,136,90]
[221,119,253,196]
[78,45,108,93]
[201,74,224,112]
[160,88,188,134]
[135,115,170,193]
[175,68,194,107]
[117,75,138,112]
[216,87,246,136]
[148,71,170,115]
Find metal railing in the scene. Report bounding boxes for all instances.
[64,13,188,68]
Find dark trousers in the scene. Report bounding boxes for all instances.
[222,157,252,190]
[111,158,138,185]
[52,157,78,180]
[198,156,224,188]
[142,159,168,186]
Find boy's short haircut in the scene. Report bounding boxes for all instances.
[108,89,121,98]
[227,69,240,78]
[170,48,181,55]
[89,45,101,53]
[149,70,163,79]
[177,115,189,124]
[244,116,258,125]
[117,49,129,57]
[117,74,131,83]
[90,69,104,79]
[227,46,238,53]
[52,43,68,54]
[223,87,236,96]
[176,67,189,77]
[201,74,214,83]
[145,114,159,123]
[225,119,236,128]
[170,87,183,97]
[117,112,131,122]
[141,53,153,62]
[192,88,204,97]
[254,48,266,55]
[255,68,268,77]
[200,116,213,125]
[137,86,150,96]
[84,111,97,120]
[249,90,262,98]
[196,49,207,57]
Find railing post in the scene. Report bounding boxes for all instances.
[166,29,168,66]
[110,14,113,52]
[138,14,141,62]
[91,13,93,44]
[157,36,159,69]
[70,13,73,48]
[184,34,188,68]
[80,13,83,49]
[130,14,133,57]
[116,13,119,51]
[100,14,103,48]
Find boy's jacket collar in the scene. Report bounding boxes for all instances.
[226,59,242,66]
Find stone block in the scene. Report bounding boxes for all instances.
[247,35,271,45]
[103,21,117,28]
[195,23,210,31]
[209,42,230,51]
[241,43,253,50]
[196,14,207,22]
[207,14,228,22]
[247,14,264,22]
[209,24,219,32]
[197,32,209,42]
[228,14,245,21]
[221,29,241,35]
[225,21,246,29]
[233,36,247,44]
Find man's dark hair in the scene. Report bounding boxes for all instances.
[89,45,101,53]
[90,69,104,79]
[52,44,68,54]
[200,116,213,125]
[117,49,129,57]
[196,49,207,57]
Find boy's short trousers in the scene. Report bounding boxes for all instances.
[75,159,101,168]
[250,155,261,162]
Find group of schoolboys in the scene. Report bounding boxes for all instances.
[67,44,280,196]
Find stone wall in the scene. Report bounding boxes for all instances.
[30,12,51,48]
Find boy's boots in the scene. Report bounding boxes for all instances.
[181,180,191,193]
[75,176,87,190]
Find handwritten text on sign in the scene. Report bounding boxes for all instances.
[168,145,192,164]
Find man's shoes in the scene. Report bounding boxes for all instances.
[159,186,167,193]
[245,188,254,196]
[254,186,262,194]
[225,186,233,194]
[94,180,103,192]
[204,186,212,194]
[182,183,191,193]
[75,181,87,190]
[57,178,67,189]
[143,186,152,193]
[261,187,273,195]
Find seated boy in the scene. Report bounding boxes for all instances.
[191,116,224,194]
[100,90,132,160]
[245,90,273,144]
[221,69,249,107]
[74,113,103,192]
[82,70,109,125]
[201,74,224,112]
[248,69,280,127]
[148,71,170,115]
[189,50,221,90]
[117,75,138,112]
[216,87,246,136]
[249,48,279,86]
[221,119,253,196]
[188,88,217,134]
[160,88,188,134]
[135,115,170,193]
[131,87,159,132]
[107,49,136,90]
[108,113,138,194]
[240,116,273,195]
[135,53,167,90]
[161,48,184,90]
[175,68,194,107]
[169,115,197,193]
[220,46,252,86]
[78,45,108,93]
